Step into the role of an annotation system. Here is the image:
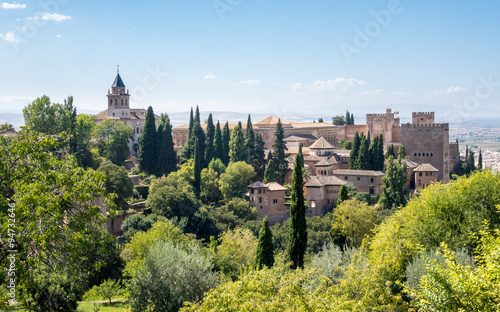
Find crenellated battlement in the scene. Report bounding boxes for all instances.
[412,112,435,124]
[412,112,434,117]
[402,123,447,128]
[367,113,393,118]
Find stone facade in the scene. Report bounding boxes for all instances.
[331,169,385,195]
[401,122,450,182]
[247,181,288,225]
[305,176,347,216]
[414,163,438,188]
[366,108,401,143]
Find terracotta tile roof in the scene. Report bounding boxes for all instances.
[254,116,291,126]
[309,137,334,149]
[414,163,438,172]
[332,169,385,177]
[247,181,287,191]
[290,122,337,129]
[305,176,347,187]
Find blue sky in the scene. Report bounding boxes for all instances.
[1,0,500,124]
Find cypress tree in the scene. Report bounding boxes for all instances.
[222,122,230,166]
[367,131,371,145]
[156,113,177,176]
[348,131,361,169]
[338,184,348,205]
[478,149,483,170]
[272,119,288,185]
[194,137,202,198]
[263,159,276,183]
[181,107,194,160]
[212,121,223,161]
[245,115,255,164]
[355,135,370,170]
[380,155,408,209]
[398,145,405,158]
[254,216,274,270]
[205,113,215,166]
[377,134,384,170]
[345,110,350,125]
[254,133,266,180]
[350,113,354,125]
[287,146,307,269]
[465,144,469,159]
[229,121,248,163]
[369,135,378,171]
[385,144,395,159]
[138,106,157,174]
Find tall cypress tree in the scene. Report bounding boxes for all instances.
[193,137,202,198]
[181,107,194,160]
[385,144,395,159]
[355,134,370,170]
[345,110,350,125]
[348,131,361,169]
[350,113,354,125]
[367,131,371,145]
[287,146,307,269]
[272,119,288,185]
[478,149,483,170]
[138,106,157,174]
[369,135,378,171]
[398,145,405,158]
[254,216,274,270]
[380,155,408,209]
[245,115,255,164]
[377,134,384,170]
[338,184,348,205]
[222,122,230,166]
[229,121,248,163]
[156,113,177,176]
[205,113,215,166]
[253,133,266,180]
[263,159,276,184]
[213,121,223,162]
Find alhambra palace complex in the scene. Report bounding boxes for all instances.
[96,71,460,225]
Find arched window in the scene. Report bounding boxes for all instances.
[414,153,417,156]
[426,153,429,156]
[418,153,421,156]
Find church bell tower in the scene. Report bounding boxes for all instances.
[107,65,131,119]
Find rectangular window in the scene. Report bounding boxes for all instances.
[419,172,422,176]
[370,178,374,183]
[259,197,262,203]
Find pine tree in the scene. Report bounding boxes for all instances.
[287,146,307,269]
[213,121,223,162]
[222,122,230,166]
[263,159,276,183]
[229,121,248,163]
[348,131,361,169]
[156,113,177,177]
[338,184,348,205]
[245,115,255,164]
[181,107,194,160]
[253,133,266,180]
[138,106,157,174]
[273,119,288,185]
[254,216,274,270]
[205,113,215,166]
[355,135,370,170]
[194,137,202,198]
[318,117,323,123]
[478,149,483,170]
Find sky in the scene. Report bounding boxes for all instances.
[1,0,500,125]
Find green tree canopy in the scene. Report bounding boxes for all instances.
[332,115,346,126]
[93,119,133,165]
[219,161,256,200]
[254,216,274,270]
[138,106,157,174]
[97,162,134,209]
[272,119,288,185]
[229,121,249,163]
[156,113,177,177]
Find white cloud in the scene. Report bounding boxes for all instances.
[203,73,216,80]
[288,78,365,92]
[428,86,466,96]
[273,81,280,85]
[37,12,71,22]
[361,89,384,96]
[393,91,412,96]
[56,34,62,38]
[1,2,26,9]
[0,31,19,42]
[0,95,31,102]
[234,80,260,86]
[447,86,466,93]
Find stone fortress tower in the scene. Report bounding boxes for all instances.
[401,112,450,183]
[366,108,401,143]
